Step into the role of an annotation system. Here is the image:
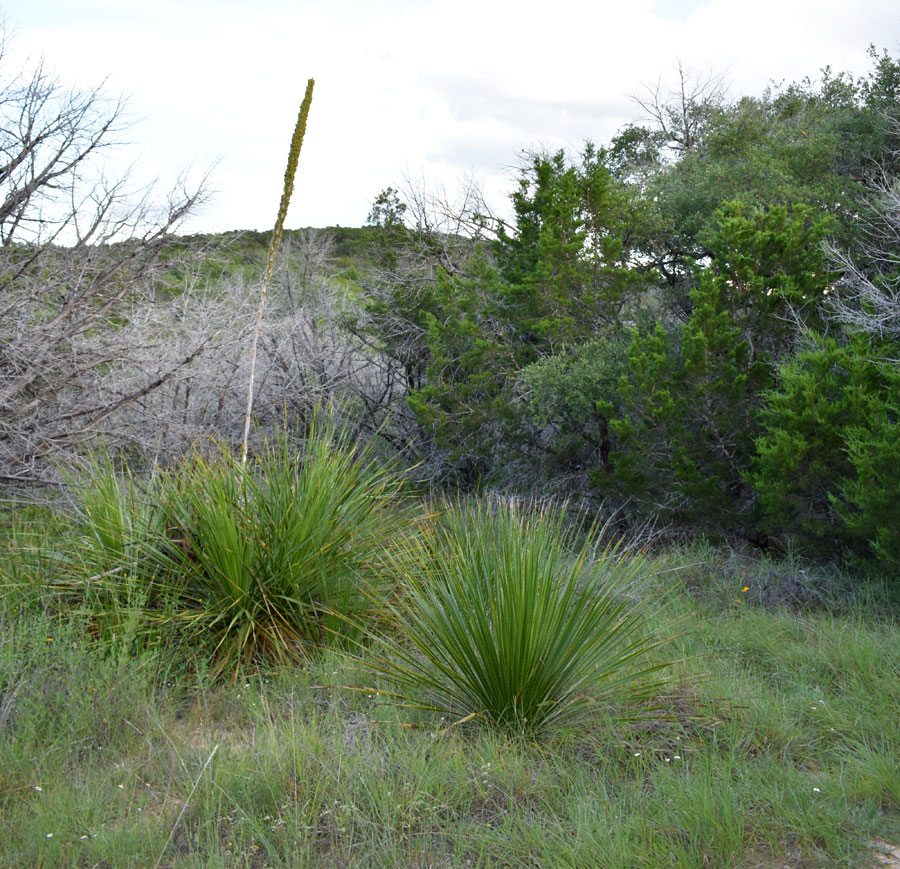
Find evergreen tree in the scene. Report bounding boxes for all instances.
[752,335,900,568]
[604,203,831,529]
[408,146,641,485]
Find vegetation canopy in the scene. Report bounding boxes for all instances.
[0,33,899,869]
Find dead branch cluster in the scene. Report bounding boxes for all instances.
[0,32,507,488]
[826,127,900,344]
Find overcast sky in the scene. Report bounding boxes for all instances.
[3,0,899,233]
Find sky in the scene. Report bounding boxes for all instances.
[2,0,899,234]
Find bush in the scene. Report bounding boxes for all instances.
[47,421,411,677]
[752,334,900,570]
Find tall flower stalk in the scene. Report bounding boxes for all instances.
[241,78,315,467]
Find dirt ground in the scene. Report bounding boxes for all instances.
[872,839,900,867]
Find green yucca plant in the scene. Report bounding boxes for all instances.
[242,79,315,467]
[64,453,165,579]
[0,506,66,612]
[156,420,408,676]
[40,453,175,658]
[369,498,668,737]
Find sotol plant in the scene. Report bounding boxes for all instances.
[156,421,409,676]
[370,498,668,737]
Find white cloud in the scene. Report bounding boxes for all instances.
[1,0,897,231]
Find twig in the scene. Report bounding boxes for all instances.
[154,743,219,869]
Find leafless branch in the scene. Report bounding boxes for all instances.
[0,30,212,482]
[631,60,728,154]
[826,121,900,343]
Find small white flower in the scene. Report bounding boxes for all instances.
[633,752,641,757]
[33,786,42,792]
[813,787,821,793]
[673,755,681,760]
[46,833,53,839]
[117,784,125,790]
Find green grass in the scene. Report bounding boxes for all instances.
[1,482,898,866]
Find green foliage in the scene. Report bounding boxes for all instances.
[752,337,857,546]
[40,456,176,664]
[518,335,629,485]
[497,145,638,338]
[369,498,666,737]
[603,203,832,528]
[406,253,516,481]
[364,52,899,544]
[859,44,900,112]
[839,403,900,569]
[408,146,645,483]
[366,186,408,232]
[706,202,834,350]
[64,454,166,580]
[620,49,900,289]
[753,334,900,568]
[18,47,896,567]
[0,612,154,756]
[157,424,409,675]
[609,269,764,522]
[365,186,410,274]
[649,88,868,260]
[43,420,410,677]
[0,505,65,612]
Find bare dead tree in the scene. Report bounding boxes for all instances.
[826,124,900,345]
[55,226,427,470]
[118,228,415,461]
[0,30,210,482]
[254,231,412,443]
[631,60,728,155]
[72,274,255,462]
[827,245,900,343]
